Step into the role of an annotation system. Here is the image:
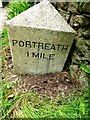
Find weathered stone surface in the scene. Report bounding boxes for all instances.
[57,8,70,22]
[53,2,90,65]
[72,36,90,64]
[80,2,90,14]
[56,2,68,11]
[82,28,90,39]
[8,1,75,33]
[8,0,76,74]
[68,2,79,13]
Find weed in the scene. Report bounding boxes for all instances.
[80,64,90,74]
[0,80,23,119]
[1,78,89,119]
[0,27,9,49]
[0,27,9,69]
[12,89,89,119]
[7,2,33,20]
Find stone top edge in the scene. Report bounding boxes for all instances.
[7,24,76,34]
[7,23,76,34]
[7,0,76,34]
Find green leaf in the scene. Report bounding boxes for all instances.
[80,64,90,74]
[79,102,85,115]
[7,2,33,20]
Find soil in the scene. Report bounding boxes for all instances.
[2,47,84,99]
[15,72,82,98]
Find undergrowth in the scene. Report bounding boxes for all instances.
[0,28,9,49]
[14,89,89,119]
[1,79,89,119]
[0,80,20,119]
[7,2,33,20]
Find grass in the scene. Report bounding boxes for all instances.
[14,90,89,118]
[7,2,33,20]
[0,80,19,118]
[0,27,9,70]
[1,78,89,119]
[0,27,9,49]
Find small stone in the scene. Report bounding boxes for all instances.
[56,80,59,83]
[8,64,13,68]
[66,79,69,82]
[12,74,17,78]
[9,72,11,75]
[65,86,67,89]
[74,15,90,27]
[74,23,79,27]
[7,94,14,100]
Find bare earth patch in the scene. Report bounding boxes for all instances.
[16,72,82,98]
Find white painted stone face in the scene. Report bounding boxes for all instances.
[8,0,76,74]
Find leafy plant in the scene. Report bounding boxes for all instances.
[0,28,9,68]
[7,2,33,20]
[80,64,90,74]
[0,27,9,49]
